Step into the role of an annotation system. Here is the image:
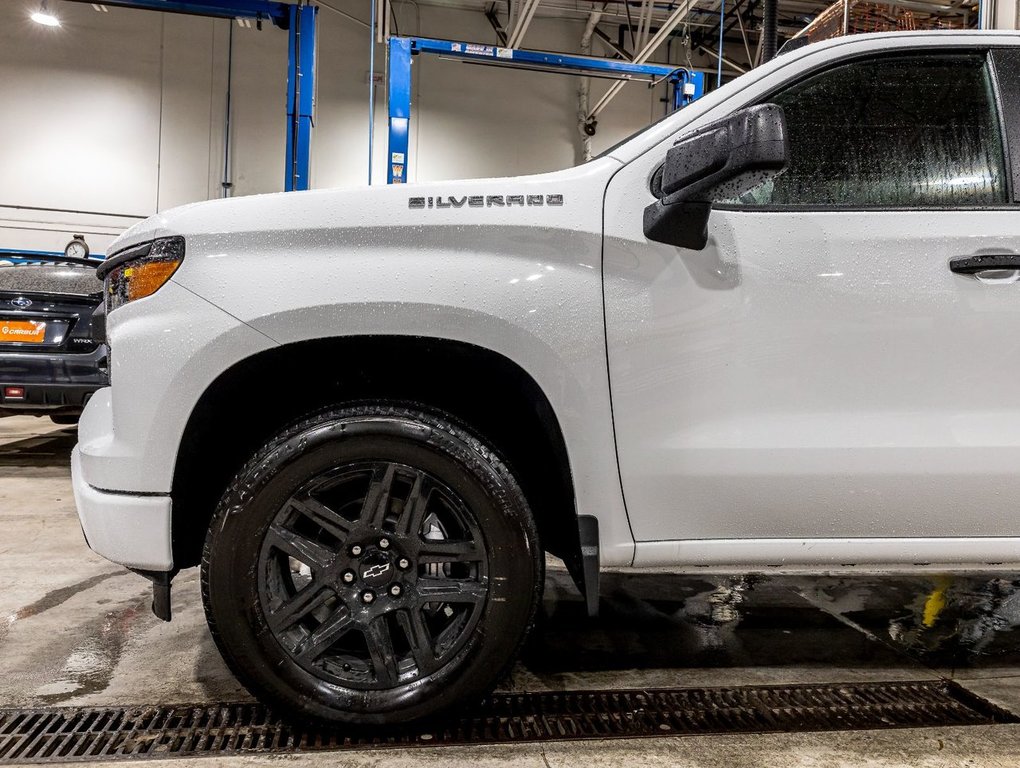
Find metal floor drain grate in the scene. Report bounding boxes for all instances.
[0,680,1014,763]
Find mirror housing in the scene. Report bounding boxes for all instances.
[643,103,788,250]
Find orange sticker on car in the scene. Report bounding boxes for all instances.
[0,320,46,343]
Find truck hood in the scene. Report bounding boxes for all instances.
[106,160,619,257]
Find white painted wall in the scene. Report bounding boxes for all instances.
[0,0,705,254]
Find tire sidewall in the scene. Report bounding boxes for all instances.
[203,408,541,725]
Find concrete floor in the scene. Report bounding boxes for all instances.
[6,415,1020,766]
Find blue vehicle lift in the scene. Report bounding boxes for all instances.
[66,0,316,192]
[387,35,705,184]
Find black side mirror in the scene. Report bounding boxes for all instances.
[643,103,788,250]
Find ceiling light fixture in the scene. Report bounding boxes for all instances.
[31,0,61,26]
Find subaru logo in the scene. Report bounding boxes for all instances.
[10,297,31,309]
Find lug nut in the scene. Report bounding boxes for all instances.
[398,558,410,570]
[390,584,402,597]
[341,570,355,584]
[362,591,375,604]
[350,545,363,556]
[379,538,390,549]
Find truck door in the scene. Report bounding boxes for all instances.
[603,48,1020,561]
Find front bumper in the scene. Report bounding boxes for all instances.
[70,279,275,571]
[71,443,174,571]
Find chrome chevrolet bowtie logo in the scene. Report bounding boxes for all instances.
[10,297,32,309]
[362,562,391,580]
[409,194,564,209]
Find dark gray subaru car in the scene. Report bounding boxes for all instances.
[0,255,107,423]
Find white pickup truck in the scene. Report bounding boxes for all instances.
[73,30,1020,725]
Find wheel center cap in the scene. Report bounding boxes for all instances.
[359,552,394,587]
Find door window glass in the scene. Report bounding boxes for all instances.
[730,54,1007,207]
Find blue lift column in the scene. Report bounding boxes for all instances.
[388,38,413,184]
[386,35,706,185]
[673,69,705,110]
[286,4,317,192]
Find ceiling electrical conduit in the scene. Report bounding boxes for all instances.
[578,9,603,162]
[586,0,696,121]
[508,0,543,49]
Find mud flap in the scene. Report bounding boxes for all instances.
[566,515,600,618]
[131,568,177,622]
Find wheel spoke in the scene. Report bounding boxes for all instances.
[416,577,488,604]
[289,497,352,541]
[294,606,355,662]
[395,472,429,536]
[260,456,493,691]
[265,523,334,570]
[396,607,437,673]
[364,617,400,686]
[418,538,482,563]
[360,463,397,529]
[268,585,332,634]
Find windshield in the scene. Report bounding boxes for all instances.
[0,257,103,297]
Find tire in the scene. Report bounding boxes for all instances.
[201,404,542,726]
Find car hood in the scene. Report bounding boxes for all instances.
[105,160,619,257]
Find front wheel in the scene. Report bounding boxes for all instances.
[201,405,542,725]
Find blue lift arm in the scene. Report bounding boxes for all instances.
[65,0,292,28]
[386,35,705,184]
[64,0,315,192]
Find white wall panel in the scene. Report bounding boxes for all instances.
[0,0,703,251]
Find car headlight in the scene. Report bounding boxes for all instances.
[98,236,185,313]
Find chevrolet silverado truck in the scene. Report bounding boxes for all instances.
[73,31,1020,725]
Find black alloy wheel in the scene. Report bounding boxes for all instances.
[202,405,542,725]
[258,460,489,690]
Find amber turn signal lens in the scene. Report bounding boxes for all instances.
[103,237,186,313]
[125,259,182,302]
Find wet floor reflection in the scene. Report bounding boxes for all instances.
[524,570,1020,678]
[0,426,77,469]
[34,596,149,704]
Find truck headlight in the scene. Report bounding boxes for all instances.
[99,236,185,313]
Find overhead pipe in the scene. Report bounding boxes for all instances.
[735,1,752,65]
[697,43,746,74]
[761,0,777,63]
[577,9,603,161]
[508,0,542,48]
[716,0,724,86]
[979,0,992,27]
[636,0,653,51]
[368,0,378,184]
[221,20,234,198]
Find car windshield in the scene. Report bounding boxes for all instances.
[0,256,103,297]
